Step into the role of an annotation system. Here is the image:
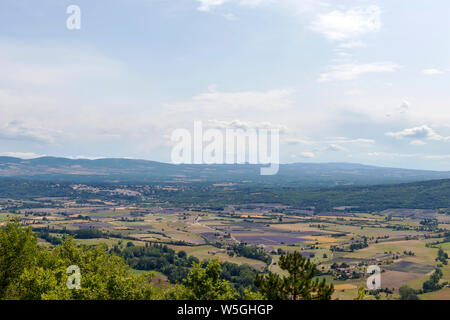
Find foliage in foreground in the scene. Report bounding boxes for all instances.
[0,221,176,300]
[0,221,333,300]
[254,251,334,300]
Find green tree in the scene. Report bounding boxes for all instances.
[243,288,266,300]
[0,220,39,298]
[0,220,165,300]
[255,251,334,300]
[354,284,366,300]
[398,285,419,300]
[422,268,443,293]
[182,259,237,300]
[437,247,448,265]
[254,272,285,299]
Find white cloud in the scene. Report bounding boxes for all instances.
[425,154,450,160]
[0,120,60,143]
[283,137,315,145]
[339,40,366,48]
[165,88,296,112]
[327,144,347,152]
[310,6,381,41]
[410,140,426,145]
[197,0,269,12]
[399,100,409,113]
[345,89,364,96]
[0,152,46,159]
[196,0,327,13]
[65,155,106,160]
[423,68,444,75]
[386,125,450,141]
[368,152,418,158]
[300,152,315,158]
[318,62,400,82]
[385,100,410,118]
[197,0,229,12]
[223,13,238,20]
[326,137,375,144]
[334,50,352,58]
[208,119,288,132]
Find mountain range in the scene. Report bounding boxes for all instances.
[1,156,450,187]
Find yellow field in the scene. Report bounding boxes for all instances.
[334,284,358,291]
[111,226,133,230]
[316,215,380,222]
[302,235,338,243]
[270,223,331,233]
[345,240,438,264]
[419,287,450,300]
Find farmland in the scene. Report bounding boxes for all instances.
[2,178,450,300]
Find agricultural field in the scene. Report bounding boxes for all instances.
[2,182,450,300]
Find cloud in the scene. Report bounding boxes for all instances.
[399,100,409,113]
[0,43,124,90]
[0,120,59,143]
[326,144,347,152]
[310,5,381,41]
[197,0,229,12]
[0,152,46,159]
[165,88,296,112]
[423,68,444,75]
[425,154,450,160]
[386,125,450,142]
[368,152,418,158]
[339,40,366,48]
[208,119,288,132]
[344,89,364,96]
[318,62,399,82]
[410,140,426,145]
[326,137,375,144]
[196,0,327,13]
[283,136,373,156]
[299,152,315,158]
[385,100,410,118]
[368,152,450,160]
[283,137,314,145]
[65,155,106,160]
[197,0,269,12]
[223,13,238,20]
[0,153,107,160]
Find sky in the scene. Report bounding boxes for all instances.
[1,0,450,170]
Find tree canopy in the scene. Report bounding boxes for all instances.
[0,221,334,300]
[255,251,334,300]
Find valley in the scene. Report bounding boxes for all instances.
[2,172,450,300]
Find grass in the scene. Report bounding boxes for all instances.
[344,240,437,264]
[74,237,146,247]
[168,244,267,271]
[419,286,450,300]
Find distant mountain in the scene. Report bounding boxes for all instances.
[1,156,450,187]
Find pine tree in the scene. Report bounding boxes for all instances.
[255,251,334,300]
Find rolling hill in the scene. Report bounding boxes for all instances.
[1,156,450,187]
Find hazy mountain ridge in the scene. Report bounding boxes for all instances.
[1,156,450,187]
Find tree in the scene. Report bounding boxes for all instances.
[398,285,419,300]
[354,284,366,300]
[437,247,448,265]
[0,220,165,300]
[422,268,443,293]
[182,259,237,300]
[255,251,334,300]
[0,220,38,298]
[254,271,285,300]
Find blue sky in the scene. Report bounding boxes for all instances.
[1,0,450,170]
